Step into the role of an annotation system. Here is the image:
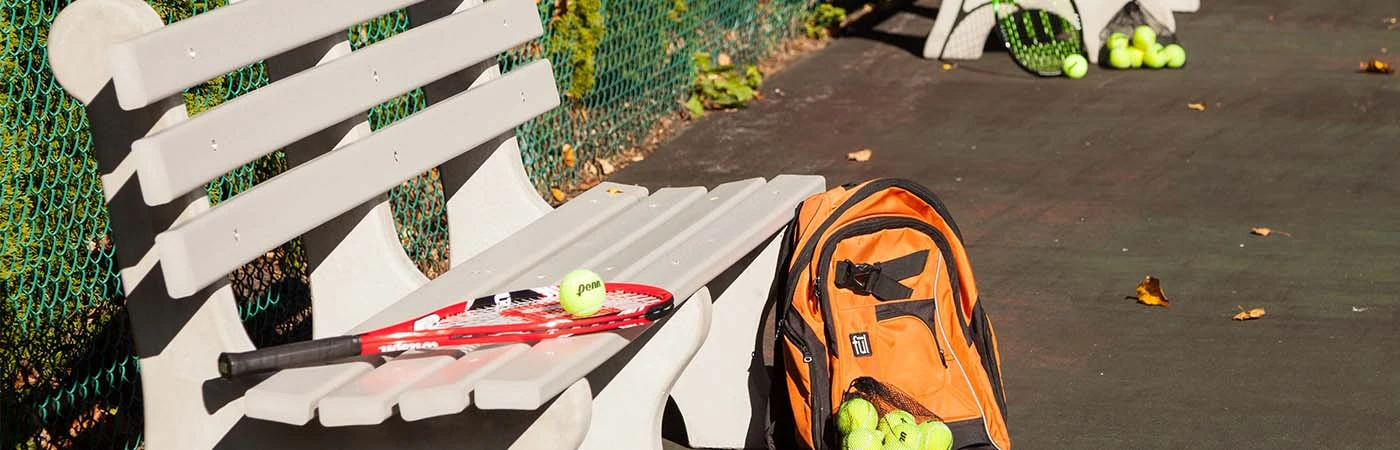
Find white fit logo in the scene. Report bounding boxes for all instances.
[850,332,872,357]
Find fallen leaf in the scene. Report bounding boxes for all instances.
[941,63,955,71]
[551,188,566,202]
[1187,102,1207,111]
[847,149,873,162]
[597,158,615,175]
[1250,227,1292,237]
[631,154,645,162]
[562,144,576,168]
[1232,306,1266,321]
[606,187,623,194]
[1127,276,1170,307]
[1360,59,1394,74]
[717,52,733,67]
[1352,306,1369,312]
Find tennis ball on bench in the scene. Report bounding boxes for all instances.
[877,409,917,437]
[1131,25,1157,51]
[918,421,954,450]
[837,397,880,435]
[844,428,884,450]
[1106,32,1130,50]
[1163,43,1187,68]
[1062,54,1088,79]
[559,269,605,318]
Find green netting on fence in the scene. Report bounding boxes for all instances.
[0,0,816,448]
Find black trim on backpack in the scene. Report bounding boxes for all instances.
[768,204,802,449]
[970,301,1008,418]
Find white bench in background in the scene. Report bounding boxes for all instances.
[923,0,1193,63]
[47,0,824,448]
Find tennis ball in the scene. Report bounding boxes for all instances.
[876,410,917,437]
[837,398,880,435]
[1142,43,1168,69]
[1163,43,1187,68]
[882,441,913,450]
[844,428,884,450]
[885,422,923,447]
[559,269,605,318]
[1062,55,1088,79]
[1131,25,1157,51]
[918,421,954,450]
[1106,32,1130,50]
[1108,47,1133,69]
[1127,47,1145,68]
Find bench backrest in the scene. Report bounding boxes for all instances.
[49,0,558,352]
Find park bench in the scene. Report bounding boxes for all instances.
[47,0,824,448]
[923,0,1194,64]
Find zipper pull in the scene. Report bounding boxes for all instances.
[933,328,949,369]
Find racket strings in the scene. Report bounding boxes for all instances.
[432,291,663,329]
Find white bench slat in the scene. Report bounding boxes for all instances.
[398,343,530,422]
[131,0,544,206]
[472,333,629,410]
[620,175,825,298]
[155,60,559,298]
[242,184,643,421]
[106,0,420,110]
[242,359,382,425]
[505,187,706,286]
[465,178,764,412]
[315,349,463,427]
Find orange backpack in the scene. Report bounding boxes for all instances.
[768,179,1010,449]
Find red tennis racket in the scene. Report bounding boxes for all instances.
[218,282,673,378]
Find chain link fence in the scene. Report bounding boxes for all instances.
[0,0,817,448]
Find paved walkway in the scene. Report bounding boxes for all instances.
[620,0,1400,448]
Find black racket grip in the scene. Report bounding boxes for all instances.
[218,336,361,378]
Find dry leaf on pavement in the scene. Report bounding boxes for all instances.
[1360,59,1394,74]
[942,63,955,71]
[1250,227,1292,237]
[1127,276,1170,307]
[562,143,576,167]
[1232,306,1266,321]
[1187,102,1207,111]
[551,188,566,202]
[847,149,873,162]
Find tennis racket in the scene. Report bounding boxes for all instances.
[990,0,1085,76]
[218,282,674,378]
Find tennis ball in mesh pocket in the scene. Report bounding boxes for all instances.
[1127,47,1145,68]
[917,421,954,450]
[884,422,923,447]
[1163,44,1187,68]
[1143,43,1168,69]
[1108,47,1133,69]
[1132,25,1157,50]
[1106,32,1130,50]
[877,410,917,437]
[843,428,884,450]
[559,269,605,318]
[1062,55,1088,79]
[837,397,880,435]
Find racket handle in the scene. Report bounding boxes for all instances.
[218,336,362,378]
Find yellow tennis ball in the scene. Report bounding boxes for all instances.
[1127,47,1145,68]
[1142,43,1168,69]
[885,422,923,447]
[1062,54,1088,79]
[559,269,605,318]
[1108,47,1133,69]
[837,398,880,435]
[876,410,917,437]
[1132,25,1157,50]
[1163,43,1187,68]
[843,428,884,450]
[1106,32,1130,50]
[918,421,954,450]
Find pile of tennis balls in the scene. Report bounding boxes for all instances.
[1107,25,1187,70]
[837,398,953,450]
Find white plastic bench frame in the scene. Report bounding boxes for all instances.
[48,0,824,448]
[922,0,1192,63]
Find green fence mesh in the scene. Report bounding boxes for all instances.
[0,0,815,448]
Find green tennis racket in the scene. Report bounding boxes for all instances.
[990,0,1085,76]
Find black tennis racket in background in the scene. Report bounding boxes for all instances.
[990,0,1085,76]
[218,282,674,378]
